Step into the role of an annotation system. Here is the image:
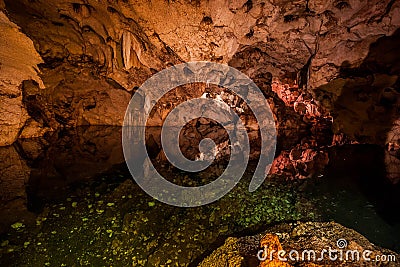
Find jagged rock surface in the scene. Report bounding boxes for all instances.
[198,221,400,267]
[0,0,399,151]
[0,8,44,146]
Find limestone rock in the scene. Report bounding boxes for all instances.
[0,11,43,146]
[386,118,400,184]
[198,237,245,267]
[199,222,400,267]
[19,119,52,139]
[0,0,399,151]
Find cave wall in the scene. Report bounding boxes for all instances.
[0,0,399,147]
[314,30,400,146]
[0,4,44,146]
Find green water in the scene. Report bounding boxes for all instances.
[0,130,399,266]
[0,164,308,266]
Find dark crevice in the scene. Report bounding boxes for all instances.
[82,25,95,33]
[305,0,310,12]
[245,28,254,38]
[201,16,213,25]
[299,55,313,90]
[107,6,118,14]
[242,0,253,13]
[51,21,64,27]
[369,0,396,23]
[72,3,81,13]
[334,0,351,10]
[284,14,299,23]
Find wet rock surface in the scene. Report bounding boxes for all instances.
[199,222,399,267]
[0,0,399,185]
[0,127,399,266]
[0,163,308,266]
[0,0,398,152]
[314,30,400,147]
[0,7,43,146]
[0,0,399,266]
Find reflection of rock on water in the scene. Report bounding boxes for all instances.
[0,146,32,233]
[386,119,400,184]
[0,126,125,227]
[385,151,400,184]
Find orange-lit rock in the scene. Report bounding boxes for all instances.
[0,0,398,148]
[259,234,293,267]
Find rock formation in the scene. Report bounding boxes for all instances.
[199,221,399,267]
[0,2,399,266]
[0,0,398,149]
[0,7,44,146]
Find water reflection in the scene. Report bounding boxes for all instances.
[303,145,400,251]
[0,126,125,231]
[0,145,32,233]
[0,127,399,266]
[24,127,125,210]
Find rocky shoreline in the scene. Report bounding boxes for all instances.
[199,221,399,267]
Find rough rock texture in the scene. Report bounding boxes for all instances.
[269,147,329,179]
[314,29,400,145]
[386,118,400,184]
[0,0,398,148]
[22,67,132,127]
[0,7,44,146]
[1,0,182,136]
[198,221,399,267]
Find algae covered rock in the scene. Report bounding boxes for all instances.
[198,237,244,267]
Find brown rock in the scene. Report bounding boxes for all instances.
[259,234,293,267]
[0,145,32,233]
[0,11,43,146]
[199,222,399,267]
[1,0,399,150]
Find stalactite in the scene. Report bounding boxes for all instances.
[122,31,142,70]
